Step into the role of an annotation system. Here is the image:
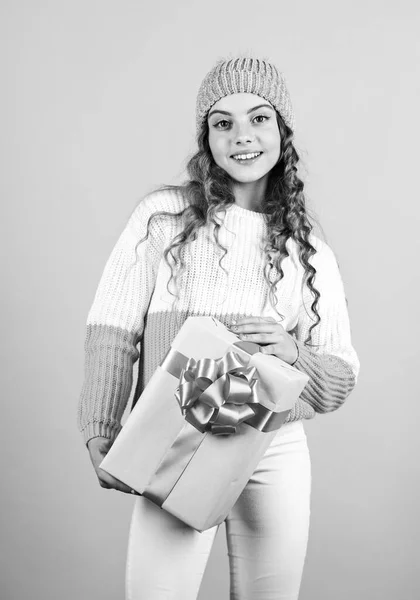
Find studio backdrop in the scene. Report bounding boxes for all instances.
[1,1,419,599]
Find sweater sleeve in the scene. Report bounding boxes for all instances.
[292,239,360,414]
[77,194,166,446]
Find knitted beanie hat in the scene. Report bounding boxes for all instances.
[195,56,295,135]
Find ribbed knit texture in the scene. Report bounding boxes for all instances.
[77,189,360,446]
[196,56,295,134]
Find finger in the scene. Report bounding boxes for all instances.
[97,469,122,489]
[231,317,284,331]
[237,323,285,335]
[237,332,275,343]
[112,478,138,495]
[98,469,138,495]
[114,475,137,494]
[230,321,269,333]
[231,316,267,325]
[259,344,277,354]
[98,476,113,489]
[234,316,279,324]
[99,477,141,496]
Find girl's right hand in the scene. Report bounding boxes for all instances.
[87,436,140,495]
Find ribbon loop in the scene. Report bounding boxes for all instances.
[174,349,276,435]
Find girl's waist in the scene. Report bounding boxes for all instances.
[272,419,306,441]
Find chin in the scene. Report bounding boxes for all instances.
[222,158,278,183]
[228,167,273,184]
[231,174,267,184]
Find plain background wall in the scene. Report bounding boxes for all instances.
[1,1,419,598]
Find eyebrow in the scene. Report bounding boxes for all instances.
[207,103,274,119]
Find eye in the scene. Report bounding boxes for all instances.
[213,119,231,130]
[253,114,270,124]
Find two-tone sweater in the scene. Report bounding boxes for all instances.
[77,188,360,445]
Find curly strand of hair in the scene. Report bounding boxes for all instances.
[262,115,321,345]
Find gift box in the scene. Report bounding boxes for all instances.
[100,316,309,532]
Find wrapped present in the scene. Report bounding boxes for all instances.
[100,316,309,532]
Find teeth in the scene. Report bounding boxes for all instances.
[232,152,261,161]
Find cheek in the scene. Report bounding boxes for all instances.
[208,135,226,163]
[266,130,281,161]
[268,128,281,149]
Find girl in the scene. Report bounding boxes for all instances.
[78,55,360,600]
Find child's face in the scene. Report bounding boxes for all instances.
[207,93,281,186]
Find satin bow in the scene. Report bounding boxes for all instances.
[174,350,265,435]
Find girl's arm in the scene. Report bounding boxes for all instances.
[77,195,165,446]
[292,240,360,413]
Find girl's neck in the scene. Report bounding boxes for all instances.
[231,177,268,213]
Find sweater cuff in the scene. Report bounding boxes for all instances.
[293,340,319,372]
[291,339,356,413]
[81,421,122,447]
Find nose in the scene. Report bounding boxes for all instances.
[234,122,255,145]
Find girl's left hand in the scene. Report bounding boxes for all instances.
[228,316,299,365]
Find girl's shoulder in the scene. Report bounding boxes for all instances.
[309,234,338,265]
[286,234,337,267]
[127,187,189,241]
[286,235,344,293]
[134,186,188,217]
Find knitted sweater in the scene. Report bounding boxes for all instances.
[77,188,360,445]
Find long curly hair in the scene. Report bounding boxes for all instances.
[131,111,321,345]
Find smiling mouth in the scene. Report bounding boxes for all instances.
[231,151,263,162]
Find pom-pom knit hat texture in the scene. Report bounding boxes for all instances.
[195,56,295,135]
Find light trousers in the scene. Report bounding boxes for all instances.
[126,420,311,600]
